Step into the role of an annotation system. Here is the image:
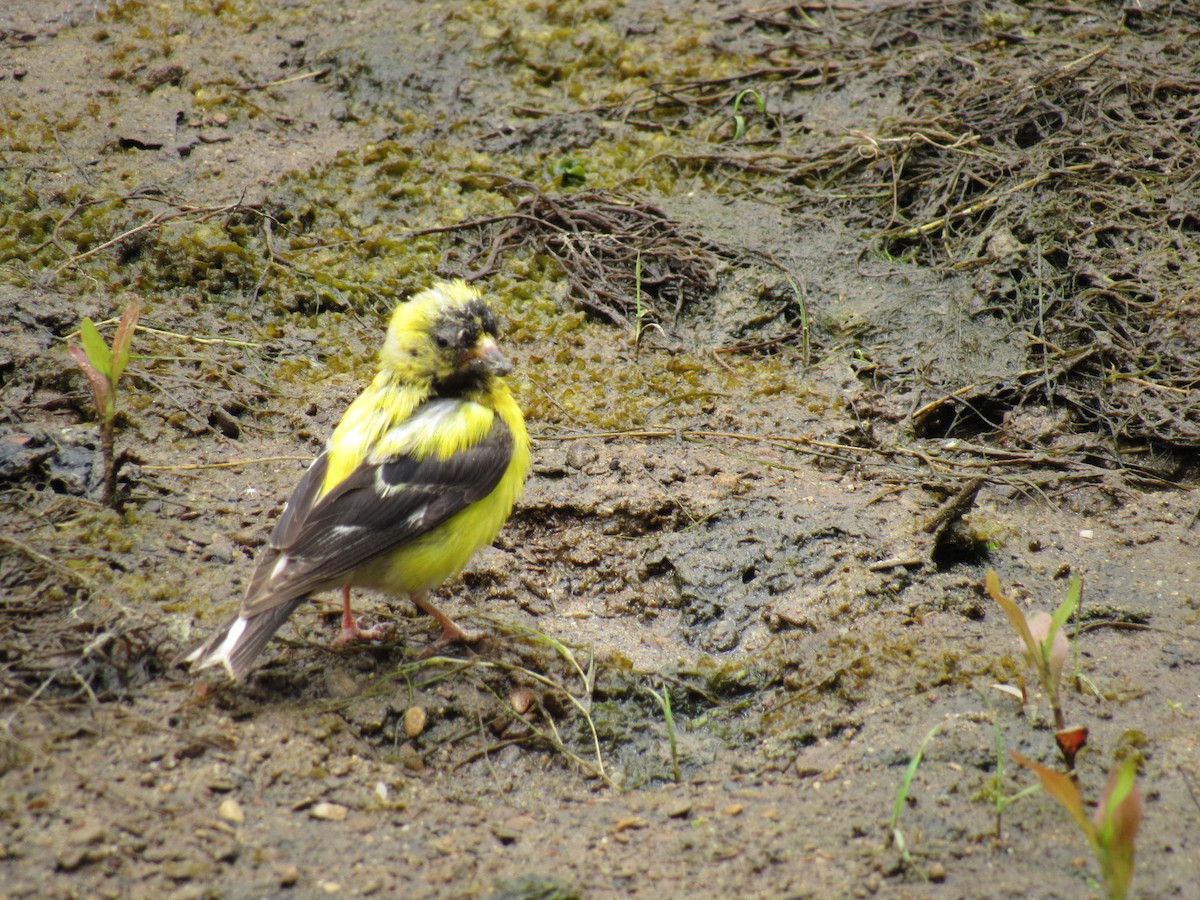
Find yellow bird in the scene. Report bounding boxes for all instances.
[183,280,531,679]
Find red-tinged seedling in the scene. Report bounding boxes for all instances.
[986,570,1087,770]
[1012,751,1142,900]
[67,295,141,510]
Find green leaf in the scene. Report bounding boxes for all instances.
[1096,758,1142,900]
[551,156,586,188]
[80,317,112,380]
[1096,757,1140,845]
[1046,574,1081,661]
[111,294,142,382]
[891,719,944,833]
[733,87,764,115]
[730,89,764,142]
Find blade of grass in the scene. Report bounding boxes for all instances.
[648,683,681,783]
[890,717,950,874]
[425,655,608,783]
[1047,574,1082,659]
[471,674,612,787]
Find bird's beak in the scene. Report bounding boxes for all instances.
[465,336,513,377]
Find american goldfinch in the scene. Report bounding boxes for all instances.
[183,280,531,679]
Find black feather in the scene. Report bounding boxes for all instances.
[238,410,514,619]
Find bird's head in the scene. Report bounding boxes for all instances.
[380,280,513,390]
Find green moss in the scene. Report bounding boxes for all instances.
[56,507,135,556]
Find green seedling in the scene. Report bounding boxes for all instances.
[730,88,764,141]
[783,272,812,370]
[67,294,141,509]
[889,718,947,877]
[988,717,1040,837]
[648,682,681,784]
[987,570,1087,770]
[551,155,587,188]
[1012,752,1142,900]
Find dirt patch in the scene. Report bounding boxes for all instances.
[3,1,1199,898]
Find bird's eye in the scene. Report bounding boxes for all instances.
[434,335,450,349]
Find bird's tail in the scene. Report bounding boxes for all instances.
[178,598,306,680]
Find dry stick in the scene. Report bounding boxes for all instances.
[536,429,1125,490]
[881,164,1095,240]
[53,201,244,276]
[0,534,95,590]
[910,383,984,422]
[921,477,986,534]
[135,326,262,349]
[231,66,331,92]
[140,455,310,472]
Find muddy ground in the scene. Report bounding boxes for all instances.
[2,1,1199,898]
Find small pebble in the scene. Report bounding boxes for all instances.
[403,705,427,738]
[278,863,300,887]
[566,440,599,469]
[69,822,107,845]
[510,689,533,715]
[163,859,206,882]
[398,742,425,772]
[613,815,647,832]
[143,61,184,90]
[491,814,535,843]
[324,668,360,699]
[56,846,88,872]
[310,802,348,822]
[218,798,245,825]
[928,862,946,882]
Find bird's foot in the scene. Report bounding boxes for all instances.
[411,593,487,658]
[332,617,392,649]
[418,621,487,659]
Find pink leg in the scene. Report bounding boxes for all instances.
[331,585,390,648]
[412,591,486,657]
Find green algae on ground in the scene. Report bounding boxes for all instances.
[1,0,784,462]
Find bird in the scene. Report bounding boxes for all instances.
[181,280,531,679]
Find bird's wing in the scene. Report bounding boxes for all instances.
[271,449,331,548]
[239,399,514,618]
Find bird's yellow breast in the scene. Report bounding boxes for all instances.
[354,384,530,596]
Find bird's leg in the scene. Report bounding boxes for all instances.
[331,585,390,648]
[412,591,486,657]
